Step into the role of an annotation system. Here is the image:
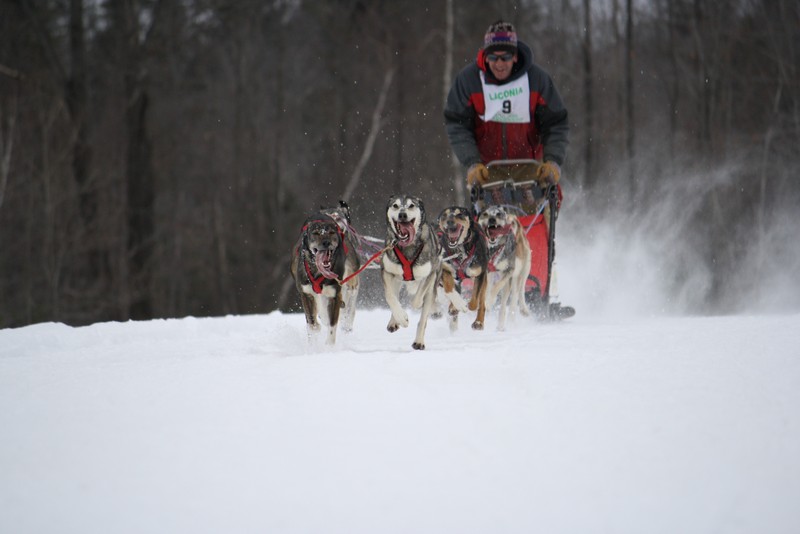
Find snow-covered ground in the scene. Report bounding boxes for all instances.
[3,189,800,533]
[2,306,799,534]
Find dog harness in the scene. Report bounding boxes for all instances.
[449,243,477,281]
[488,246,505,273]
[303,259,328,294]
[393,244,424,281]
[486,224,514,272]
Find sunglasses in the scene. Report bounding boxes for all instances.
[486,52,515,62]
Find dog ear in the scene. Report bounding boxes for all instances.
[416,197,426,224]
[338,200,352,222]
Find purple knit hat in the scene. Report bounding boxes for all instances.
[483,21,518,53]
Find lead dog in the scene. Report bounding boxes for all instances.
[437,206,489,331]
[478,205,531,330]
[290,213,356,345]
[319,200,361,332]
[381,194,466,350]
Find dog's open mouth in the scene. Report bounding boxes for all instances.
[486,223,511,245]
[393,220,416,247]
[446,224,463,247]
[313,249,337,279]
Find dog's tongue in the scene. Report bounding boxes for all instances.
[396,222,416,247]
[314,250,337,279]
[488,224,510,240]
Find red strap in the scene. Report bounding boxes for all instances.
[394,244,424,281]
[453,243,476,281]
[303,259,326,294]
[488,244,506,272]
[339,247,385,285]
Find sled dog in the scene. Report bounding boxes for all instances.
[381,194,465,350]
[478,205,531,329]
[319,200,361,332]
[437,206,489,331]
[290,213,354,345]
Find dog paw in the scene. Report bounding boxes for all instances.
[471,321,484,331]
[387,322,399,333]
[412,341,426,350]
[393,313,409,328]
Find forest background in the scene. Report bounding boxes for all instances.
[1,0,798,328]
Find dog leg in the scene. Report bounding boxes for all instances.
[300,292,320,341]
[440,270,469,313]
[513,257,530,318]
[382,271,408,331]
[430,288,444,320]
[448,302,459,333]
[322,290,342,345]
[470,272,487,330]
[341,280,359,332]
[496,275,512,331]
[412,277,438,350]
[487,274,509,311]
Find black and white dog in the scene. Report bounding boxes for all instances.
[381,195,465,350]
[290,212,359,345]
[478,205,531,330]
[437,206,489,331]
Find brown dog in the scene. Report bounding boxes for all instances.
[478,205,531,330]
[437,206,489,331]
[290,213,353,345]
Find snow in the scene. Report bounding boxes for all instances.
[2,305,799,533]
[3,182,800,533]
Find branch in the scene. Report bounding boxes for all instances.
[342,67,395,202]
[0,90,18,212]
[0,64,23,80]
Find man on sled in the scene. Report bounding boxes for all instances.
[444,20,574,320]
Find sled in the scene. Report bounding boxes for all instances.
[471,159,574,320]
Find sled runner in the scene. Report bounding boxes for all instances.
[471,159,575,320]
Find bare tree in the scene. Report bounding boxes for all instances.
[582,0,594,187]
[625,0,636,194]
[0,66,21,212]
[342,68,396,202]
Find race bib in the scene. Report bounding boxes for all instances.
[479,71,531,124]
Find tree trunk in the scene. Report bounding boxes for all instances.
[626,0,636,196]
[445,0,465,205]
[583,0,594,188]
[116,0,156,320]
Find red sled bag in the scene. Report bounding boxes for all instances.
[518,211,549,297]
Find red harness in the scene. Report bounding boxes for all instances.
[450,243,477,281]
[393,244,424,281]
[486,224,514,273]
[303,259,327,294]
